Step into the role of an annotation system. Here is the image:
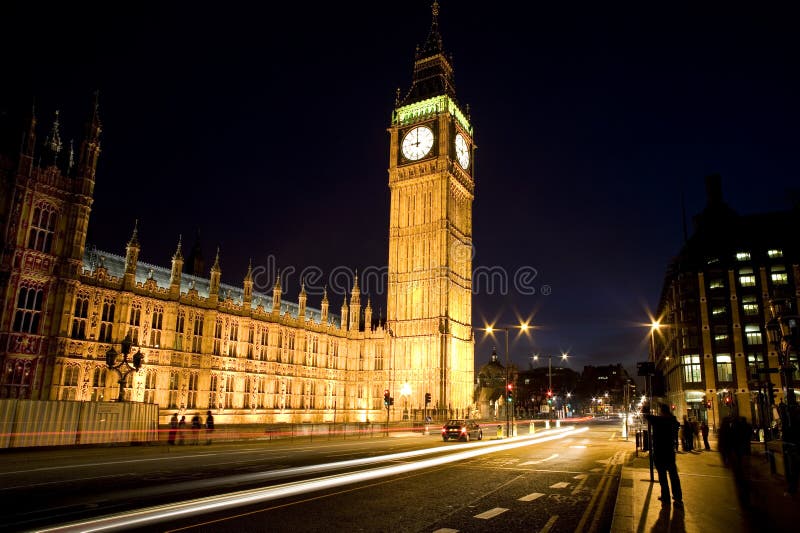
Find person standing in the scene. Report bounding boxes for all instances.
[701,420,711,451]
[191,413,202,444]
[205,410,215,445]
[177,415,186,445]
[168,413,179,445]
[647,403,683,507]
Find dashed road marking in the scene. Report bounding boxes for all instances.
[521,453,559,465]
[474,507,508,520]
[540,515,559,533]
[433,530,459,533]
[550,481,569,489]
[519,492,545,502]
[609,432,617,440]
[573,474,587,479]
[591,468,603,472]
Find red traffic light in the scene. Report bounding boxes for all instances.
[547,390,552,397]
[507,383,513,391]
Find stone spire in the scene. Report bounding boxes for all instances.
[272,271,282,314]
[44,110,63,165]
[340,294,349,331]
[298,279,307,320]
[321,285,329,325]
[78,91,102,183]
[364,297,373,332]
[209,247,221,298]
[169,235,183,294]
[243,259,253,306]
[349,271,361,331]
[123,221,140,290]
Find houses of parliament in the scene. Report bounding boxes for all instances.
[0,3,476,424]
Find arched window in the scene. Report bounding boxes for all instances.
[27,203,58,253]
[99,298,115,342]
[71,293,90,339]
[12,284,44,334]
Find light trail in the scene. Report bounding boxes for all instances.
[38,426,589,532]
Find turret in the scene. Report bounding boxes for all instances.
[169,235,183,296]
[243,260,253,307]
[340,296,349,331]
[349,272,361,331]
[43,110,63,168]
[123,221,140,290]
[320,286,329,325]
[364,298,373,332]
[77,91,102,194]
[18,104,36,176]
[271,272,282,314]
[298,279,307,320]
[209,247,221,301]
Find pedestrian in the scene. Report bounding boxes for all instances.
[177,415,186,445]
[647,403,683,507]
[168,413,179,445]
[693,418,701,450]
[191,413,202,444]
[205,410,215,445]
[682,415,693,452]
[701,420,710,450]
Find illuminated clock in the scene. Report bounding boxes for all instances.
[455,132,470,170]
[401,125,434,161]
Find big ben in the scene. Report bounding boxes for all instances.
[387,1,475,414]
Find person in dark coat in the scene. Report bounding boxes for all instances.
[191,413,202,444]
[177,415,186,445]
[205,410,215,445]
[647,403,683,506]
[168,413,179,445]
[701,420,710,450]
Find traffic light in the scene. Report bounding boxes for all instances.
[384,389,390,407]
[724,395,732,406]
[507,383,513,402]
[706,400,712,409]
[425,392,431,405]
[389,396,394,406]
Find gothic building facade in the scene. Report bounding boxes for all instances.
[0,2,475,424]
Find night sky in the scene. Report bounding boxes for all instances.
[2,2,798,378]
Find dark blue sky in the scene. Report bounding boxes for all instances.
[2,1,798,377]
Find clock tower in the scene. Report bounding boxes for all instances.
[387,1,475,415]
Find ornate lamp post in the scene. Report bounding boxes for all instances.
[105,333,143,402]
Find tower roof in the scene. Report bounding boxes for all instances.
[400,1,457,106]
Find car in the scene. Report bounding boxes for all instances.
[441,419,483,442]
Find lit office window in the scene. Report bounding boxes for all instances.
[716,354,733,382]
[738,268,756,287]
[742,295,759,317]
[747,353,765,381]
[744,324,763,345]
[709,279,725,290]
[736,252,751,261]
[771,265,788,285]
[682,354,702,383]
[768,249,784,258]
[712,306,727,316]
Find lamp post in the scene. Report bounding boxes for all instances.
[105,333,143,402]
[484,326,511,438]
[533,352,568,421]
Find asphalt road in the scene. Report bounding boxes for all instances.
[0,419,631,532]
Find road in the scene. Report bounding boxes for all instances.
[0,419,631,532]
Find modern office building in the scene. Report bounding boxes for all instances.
[653,174,799,430]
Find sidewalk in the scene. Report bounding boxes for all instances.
[611,437,799,532]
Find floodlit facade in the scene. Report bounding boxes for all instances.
[0,2,474,424]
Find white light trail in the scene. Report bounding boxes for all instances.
[39,426,588,532]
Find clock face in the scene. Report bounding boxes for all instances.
[401,125,435,161]
[455,133,470,170]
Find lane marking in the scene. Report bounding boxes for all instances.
[591,468,603,472]
[569,445,587,449]
[474,507,508,520]
[609,432,617,440]
[520,453,559,465]
[539,515,559,533]
[573,474,587,479]
[519,492,545,502]
[550,481,569,489]
[571,473,590,495]
[433,529,459,533]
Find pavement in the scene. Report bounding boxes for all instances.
[611,435,799,532]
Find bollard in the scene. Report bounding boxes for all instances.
[545,419,550,429]
[556,419,560,428]
[530,421,535,435]
[497,425,503,439]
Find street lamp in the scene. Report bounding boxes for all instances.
[400,382,412,420]
[105,333,143,402]
[484,325,512,437]
[533,352,568,420]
